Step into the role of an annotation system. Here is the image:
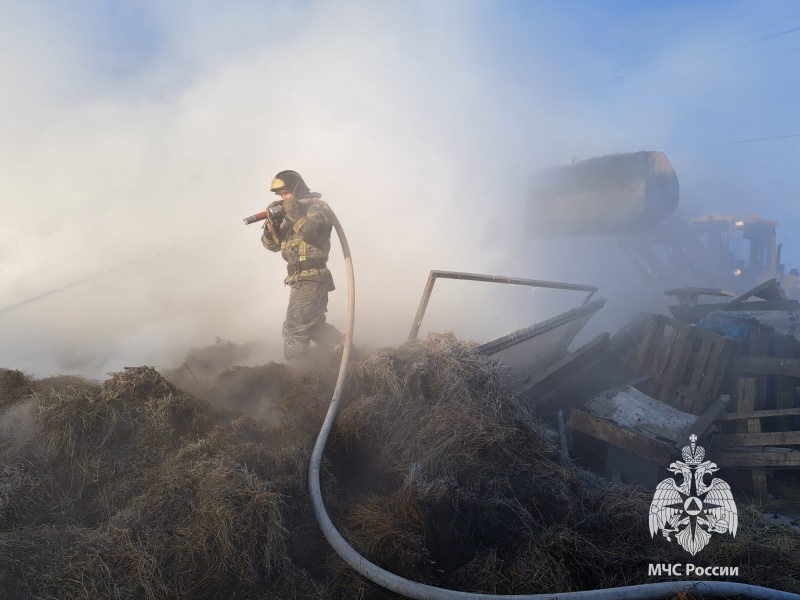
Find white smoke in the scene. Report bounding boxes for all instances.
[1,1,797,377]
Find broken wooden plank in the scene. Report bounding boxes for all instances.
[775,335,797,433]
[715,451,800,468]
[673,394,731,451]
[718,407,800,421]
[635,315,666,375]
[733,356,800,377]
[721,336,744,397]
[687,338,714,391]
[729,278,788,305]
[670,334,734,415]
[749,323,773,501]
[627,374,652,388]
[516,332,610,409]
[676,385,707,414]
[651,324,681,389]
[692,338,735,414]
[659,326,694,406]
[664,287,737,307]
[636,423,685,444]
[776,379,796,431]
[568,409,675,466]
[712,431,800,447]
[736,376,768,497]
[669,300,800,324]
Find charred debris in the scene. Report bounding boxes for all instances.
[517,276,800,505]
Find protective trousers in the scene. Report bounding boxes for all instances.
[283,279,345,360]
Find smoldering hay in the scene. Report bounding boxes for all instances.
[1,335,798,600]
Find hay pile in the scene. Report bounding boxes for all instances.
[1,334,798,599]
[0,365,324,599]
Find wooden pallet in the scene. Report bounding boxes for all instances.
[634,314,736,415]
[712,322,800,497]
[713,376,800,497]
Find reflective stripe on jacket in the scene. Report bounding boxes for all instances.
[262,197,335,288]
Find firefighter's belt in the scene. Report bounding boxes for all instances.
[295,267,328,277]
[287,260,327,275]
[284,266,329,286]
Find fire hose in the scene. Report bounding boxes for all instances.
[243,205,799,600]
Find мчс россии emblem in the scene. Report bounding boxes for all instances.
[649,434,738,555]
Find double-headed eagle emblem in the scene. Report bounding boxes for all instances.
[649,434,738,555]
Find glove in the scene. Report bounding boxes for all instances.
[264,211,280,246]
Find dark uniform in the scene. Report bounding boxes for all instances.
[262,173,345,361]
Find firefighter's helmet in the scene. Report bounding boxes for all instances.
[270,170,310,197]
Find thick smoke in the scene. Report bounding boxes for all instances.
[1,1,798,377]
[0,401,34,450]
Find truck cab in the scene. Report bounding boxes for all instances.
[688,215,788,292]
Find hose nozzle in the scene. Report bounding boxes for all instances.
[243,205,285,225]
[243,212,267,225]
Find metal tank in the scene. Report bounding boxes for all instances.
[525,151,679,238]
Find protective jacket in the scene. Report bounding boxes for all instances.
[262,197,335,289]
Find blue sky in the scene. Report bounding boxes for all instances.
[1,0,799,375]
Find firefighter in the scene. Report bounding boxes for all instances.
[262,170,345,361]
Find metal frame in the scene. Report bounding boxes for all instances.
[476,297,606,356]
[408,270,598,340]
